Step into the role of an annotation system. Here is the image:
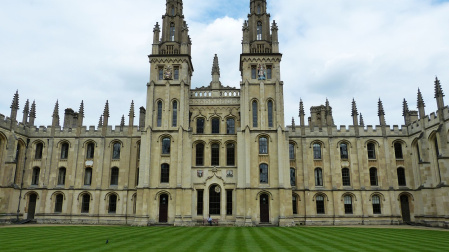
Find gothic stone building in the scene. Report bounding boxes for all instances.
[1,0,449,227]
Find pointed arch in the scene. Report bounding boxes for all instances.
[31,139,46,148]
[336,140,352,149]
[108,139,124,148]
[154,190,172,200]
[397,192,414,201]
[309,140,326,149]
[50,191,66,200]
[341,192,357,202]
[82,139,98,148]
[77,191,93,201]
[255,190,273,200]
[369,192,385,201]
[104,191,120,201]
[23,191,39,200]
[56,139,72,148]
[312,193,329,201]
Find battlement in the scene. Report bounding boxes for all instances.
[287,124,406,138]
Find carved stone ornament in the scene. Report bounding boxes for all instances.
[197,170,203,177]
[258,64,266,80]
[226,170,233,177]
[215,186,221,193]
[164,65,173,80]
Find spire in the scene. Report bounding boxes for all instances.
[52,100,60,127]
[299,99,305,127]
[211,54,220,76]
[434,77,445,110]
[378,98,386,126]
[78,100,84,127]
[98,115,103,128]
[359,113,365,126]
[22,99,30,124]
[417,88,426,119]
[129,100,135,118]
[128,100,135,131]
[102,100,109,128]
[291,117,296,132]
[403,98,410,125]
[351,99,359,128]
[29,100,36,126]
[210,54,221,89]
[120,114,125,131]
[10,90,19,122]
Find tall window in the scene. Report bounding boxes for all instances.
[372,195,381,214]
[86,142,95,159]
[159,67,164,80]
[267,100,274,127]
[251,66,257,79]
[315,168,323,186]
[32,167,40,185]
[197,189,204,215]
[211,143,220,166]
[172,101,178,127]
[340,143,348,159]
[367,143,376,159]
[292,195,298,215]
[196,143,204,166]
[259,163,268,183]
[397,168,406,186]
[342,168,350,186]
[197,118,204,134]
[84,168,92,186]
[369,167,378,186]
[289,143,295,160]
[209,185,220,215]
[169,23,175,41]
[157,101,162,127]
[257,5,261,14]
[257,21,262,40]
[110,167,119,186]
[81,194,90,213]
[226,190,233,215]
[259,137,268,154]
[344,195,353,214]
[316,195,325,214]
[136,168,139,186]
[226,118,235,134]
[313,143,321,159]
[108,194,117,213]
[61,143,69,159]
[161,164,169,183]
[171,6,175,16]
[394,142,403,159]
[252,101,258,127]
[112,142,121,160]
[226,143,235,166]
[290,168,296,186]
[212,118,220,134]
[58,167,66,186]
[174,67,179,80]
[416,143,421,162]
[54,194,63,213]
[162,138,171,154]
[267,66,272,79]
[35,143,43,159]
[434,138,439,158]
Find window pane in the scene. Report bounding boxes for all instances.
[226,118,235,134]
[112,143,121,159]
[197,118,204,134]
[108,195,117,213]
[292,195,298,214]
[368,143,376,159]
[54,194,63,213]
[370,168,378,186]
[394,143,403,159]
[226,190,233,215]
[197,190,203,215]
[110,168,119,185]
[162,138,171,154]
[35,143,43,159]
[82,194,90,213]
[259,137,268,154]
[58,168,66,185]
[172,101,178,127]
[226,144,235,166]
[157,101,162,127]
[86,143,94,159]
[268,101,273,127]
[252,101,258,127]
[267,66,272,79]
[342,168,350,186]
[313,144,321,159]
[161,164,170,183]
[289,143,295,159]
[174,67,179,80]
[212,118,220,134]
[344,196,353,214]
[316,196,325,214]
[61,143,69,159]
[209,185,220,215]
[340,143,348,159]
[315,168,323,186]
[257,21,262,40]
[260,164,268,183]
[196,143,204,166]
[211,144,220,166]
[290,168,296,186]
[397,168,406,186]
[251,66,256,79]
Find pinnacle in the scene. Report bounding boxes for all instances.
[211,54,220,76]
[30,100,36,118]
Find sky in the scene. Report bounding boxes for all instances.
[1,0,449,129]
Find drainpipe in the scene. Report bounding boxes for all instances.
[16,138,30,222]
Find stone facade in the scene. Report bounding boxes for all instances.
[1,0,448,227]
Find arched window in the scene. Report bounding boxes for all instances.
[313,143,321,159]
[170,23,175,41]
[171,5,175,16]
[81,194,90,213]
[108,194,117,213]
[316,195,325,214]
[290,168,296,186]
[136,168,139,186]
[259,137,268,154]
[372,195,381,214]
[342,168,350,186]
[157,101,163,127]
[211,143,220,166]
[314,168,323,186]
[344,195,353,214]
[416,143,421,162]
[197,118,205,134]
[397,167,406,186]
[211,118,220,134]
[162,138,171,154]
[161,164,169,183]
[110,167,119,186]
[60,143,69,159]
[369,167,378,186]
[259,163,268,183]
[394,142,403,159]
[267,100,273,127]
[257,21,262,40]
[252,101,258,127]
[32,167,40,185]
[292,195,298,214]
[172,101,178,127]
[289,143,295,160]
[84,168,92,186]
[340,143,348,159]
[226,143,235,166]
[57,167,66,186]
[35,143,43,159]
[112,142,121,160]
[434,137,439,158]
[209,185,220,215]
[196,143,204,166]
[257,5,261,14]
[226,118,235,134]
[54,194,63,213]
[367,142,376,159]
[86,142,95,159]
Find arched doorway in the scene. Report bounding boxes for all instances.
[28,194,37,220]
[400,195,411,223]
[159,194,168,223]
[260,194,269,223]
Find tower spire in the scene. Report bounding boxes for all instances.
[10,90,19,122]
[29,100,36,126]
[434,77,445,110]
[403,98,410,125]
[22,99,29,125]
[417,88,426,119]
[359,113,365,127]
[52,100,60,127]
[211,54,221,89]
[351,99,359,127]
[378,98,386,126]
[78,100,84,127]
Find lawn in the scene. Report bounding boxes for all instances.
[0,226,448,252]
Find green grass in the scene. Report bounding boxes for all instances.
[0,226,448,252]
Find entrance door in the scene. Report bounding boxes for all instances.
[159,194,168,223]
[400,195,411,223]
[28,194,37,220]
[260,194,269,223]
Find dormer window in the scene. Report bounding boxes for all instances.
[257,21,262,40]
[170,23,175,41]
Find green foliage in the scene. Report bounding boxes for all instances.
[0,226,448,252]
